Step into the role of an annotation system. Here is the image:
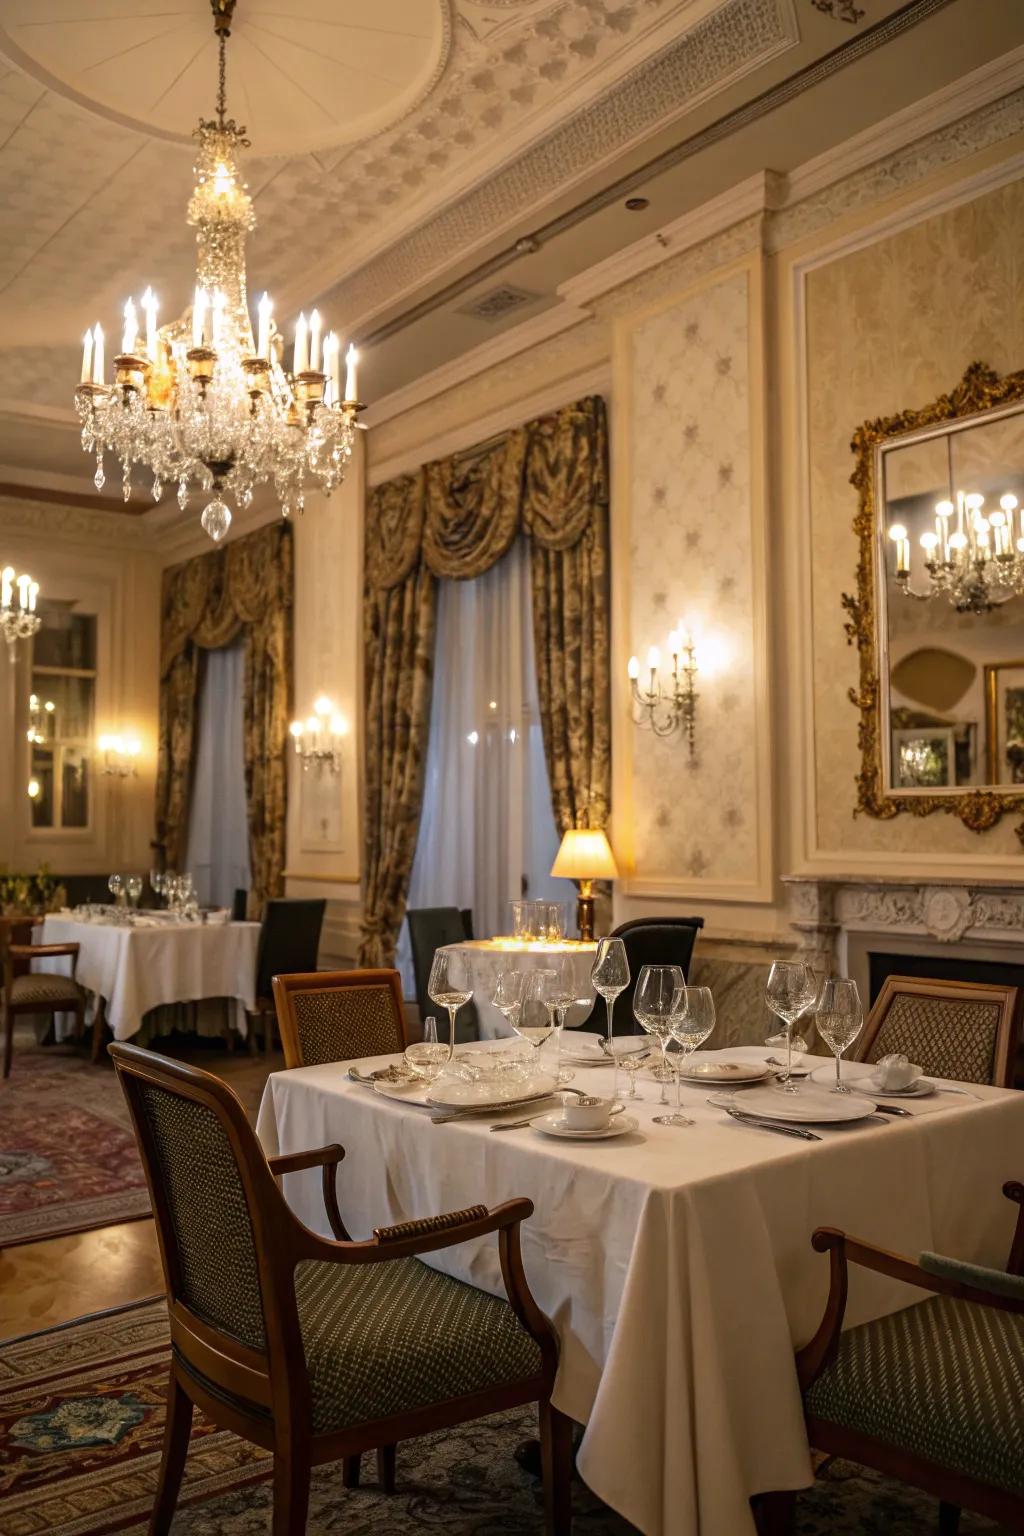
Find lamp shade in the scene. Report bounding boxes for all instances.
[550,827,619,881]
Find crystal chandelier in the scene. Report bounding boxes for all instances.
[888,479,1024,615]
[74,0,363,543]
[289,696,347,775]
[1,566,41,658]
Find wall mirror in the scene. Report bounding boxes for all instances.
[844,362,1024,840]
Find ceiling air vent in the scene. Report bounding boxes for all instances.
[460,284,540,322]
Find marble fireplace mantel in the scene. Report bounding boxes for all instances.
[782,873,1024,974]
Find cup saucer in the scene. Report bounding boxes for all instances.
[532,1113,638,1140]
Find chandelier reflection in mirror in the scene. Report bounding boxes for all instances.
[73,0,363,543]
[887,437,1024,614]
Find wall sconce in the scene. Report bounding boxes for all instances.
[627,627,699,752]
[289,695,347,775]
[1,565,40,659]
[97,733,142,777]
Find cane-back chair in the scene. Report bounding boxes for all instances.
[3,919,85,1078]
[108,1043,570,1536]
[272,969,407,1069]
[854,977,1020,1088]
[754,1181,1024,1536]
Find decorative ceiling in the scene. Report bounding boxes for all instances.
[0,0,1020,514]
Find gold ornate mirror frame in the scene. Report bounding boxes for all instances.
[843,361,1024,844]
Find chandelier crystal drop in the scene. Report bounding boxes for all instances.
[74,0,363,542]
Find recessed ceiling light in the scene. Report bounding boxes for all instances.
[625,197,649,211]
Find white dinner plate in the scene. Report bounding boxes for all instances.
[532,1112,639,1140]
[809,1063,935,1098]
[678,1055,770,1085]
[561,1035,648,1064]
[709,1085,878,1124]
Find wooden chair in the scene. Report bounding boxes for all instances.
[754,1181,1024,1535]
[854,976,1021,1088]
[272,969,408,1069]
[3,922,85,1078]
[108,1042,571,1536]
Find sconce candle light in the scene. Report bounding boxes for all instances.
[98,733,141,777]
[1,565,40,659]
[628,626,699,751]
[290,695,347,774]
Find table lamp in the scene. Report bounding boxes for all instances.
[550,827,619,942]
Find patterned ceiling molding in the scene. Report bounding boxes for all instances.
[353,0,957,345]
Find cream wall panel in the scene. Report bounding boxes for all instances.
[613,257,773,903]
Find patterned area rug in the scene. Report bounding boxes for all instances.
[0,1300,1007,1535]
[0,1041,150,1246]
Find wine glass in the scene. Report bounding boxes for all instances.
[657,985,716,1128]
[405,1019,450,1084]
[125,874,143,909]
[634,964,684,1106]
[516,969,559,1055]
[107,873,124,907]
[619,1044,648,1100]
[427,949,473,1061]
[591,937,630,1097]
[550,955,590,1083]
[816,977,863,1094]
[491,968,526,1037]
[178,873,194,902]
[149,869,163,905]
[765,961,818,1094]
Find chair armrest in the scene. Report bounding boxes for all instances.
[9,943,80,960]
[796,1223,1024,1394]
[373,1204,489,1244]
[267,1144,348,1241]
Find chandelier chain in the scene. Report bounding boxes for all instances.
[217,31,227,128]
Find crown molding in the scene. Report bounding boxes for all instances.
[785,43,1024,205]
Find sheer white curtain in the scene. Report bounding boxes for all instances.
[398,538,573,994]
[185,640,251,908]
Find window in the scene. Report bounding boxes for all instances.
[28,605,96,830]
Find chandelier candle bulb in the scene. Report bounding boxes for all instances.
[344,344,358,403]
[627,655,640,680]
[309,310,322,372]
[122,298,138,355]
[92,325,104,385]
[294,313,308,375]
[647,645,660,672]
[192,288,207,349]
[257,293,271,360]
[80,330,93,385]
[1,568,12,609]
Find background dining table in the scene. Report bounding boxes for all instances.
[439,937,598,1038]
[256,1042,1024,1536]
[37,912,261,1045]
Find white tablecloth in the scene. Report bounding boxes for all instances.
[256,1043,1024,1535]
[38,916,260,1040]
[440,938,598,1038]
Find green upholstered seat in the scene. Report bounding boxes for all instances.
[805,1294,1024,1495]
[295,1255,543,1433]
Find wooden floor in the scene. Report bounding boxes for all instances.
[0,1038,283,1342]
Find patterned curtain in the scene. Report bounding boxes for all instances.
[156,522,293,914]
[361,395,609,966]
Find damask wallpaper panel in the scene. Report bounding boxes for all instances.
[617,262,770,896]
[805,175,1024,858]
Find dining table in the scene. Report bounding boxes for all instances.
[37,911,261,1046]
[256,1041,1024,1536]
[438,936,598,1038]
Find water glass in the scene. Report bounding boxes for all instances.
[816,977,863,1093]
[125,874,143,908]
[544,903,564,942]
[511,900,531,941]
[107,873,124,907]
[517,969,559,1053]
[657,986,716,1128]
[634,964,684,1106]
[492,968,526,1035]
[765,961,818,1093]
[428,949,472,1060]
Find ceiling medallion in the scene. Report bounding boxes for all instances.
[73,0,364,542]
[810,0,865,20]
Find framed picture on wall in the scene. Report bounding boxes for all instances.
[891,726,955,789]
[299,769,344,852]
[984,662,1024,785]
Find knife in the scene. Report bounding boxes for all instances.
[719,1104,822,1141]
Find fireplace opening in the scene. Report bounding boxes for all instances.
[868,951,1024,1006]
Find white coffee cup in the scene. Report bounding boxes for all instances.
[562,1094,615,1131]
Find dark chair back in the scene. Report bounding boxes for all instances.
[460,908,475,940]
[582,916,705,1034]
[406,906,479,1042]
[255,899,326,1003]
[232,888,249,922]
